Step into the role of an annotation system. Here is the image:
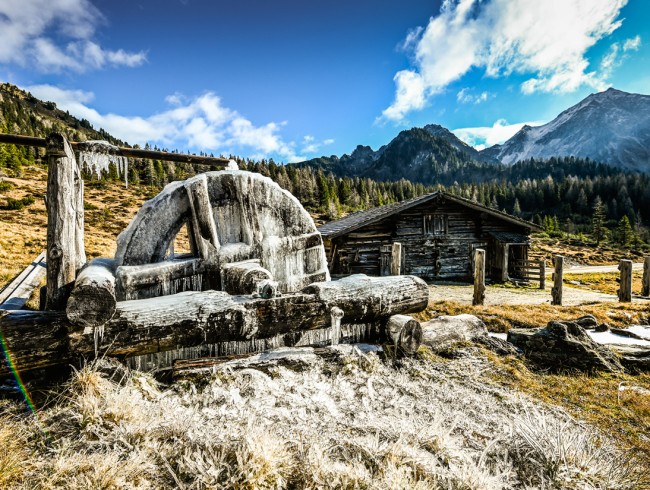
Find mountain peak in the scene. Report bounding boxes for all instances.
[479,88,650,171]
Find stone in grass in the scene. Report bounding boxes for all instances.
[507,321,624,373]
[573,314,598,329]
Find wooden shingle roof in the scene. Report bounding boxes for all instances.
[318,191,542,239]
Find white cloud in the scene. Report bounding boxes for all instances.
[452,119,546,149]
[383,0,631,122]
[623,35,641,52]
[27,85,312,163]
[0,0,146,72]
[599,35,642,80]
[456,88,491,104]
[300,135,335,155]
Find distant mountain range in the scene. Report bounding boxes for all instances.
[296,88,650,183]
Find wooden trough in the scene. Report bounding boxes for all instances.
[0,133,429,387]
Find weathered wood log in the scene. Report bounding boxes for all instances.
[539,259,546,290]
[642,256,650,297]
[0,275,428,377]
[115,257,203,300]
[221,259,272,295]
[302,274,429,322]
[46,133,86,310]
[185,173,220,264]
[66,258,117,330]
[551,255,563,306]
[391,242,402,276]
[385,314,422,355]
[473,248,485,306]
[618,259,633,302]
[0,310,72,378]
[0,251,46,310]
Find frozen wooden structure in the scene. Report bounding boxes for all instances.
[319,191,542,283]
[0,133,429,385]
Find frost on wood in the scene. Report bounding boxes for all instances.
[114,170,330,299]
[76,140,129,187]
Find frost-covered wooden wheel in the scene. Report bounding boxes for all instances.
[114,170,329,300]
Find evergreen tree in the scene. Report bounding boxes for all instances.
[617,215,633,247]
[591,196,607,245]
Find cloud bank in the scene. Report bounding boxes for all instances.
[0,0,146,72]
[452,119,546,150]
[28,85,326,162]
[382,0,630,122]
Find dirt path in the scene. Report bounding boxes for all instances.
[428,282,645,306]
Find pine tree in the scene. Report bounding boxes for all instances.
[512,198,521,216]
[617,215,633,247]
[591,196,607,245]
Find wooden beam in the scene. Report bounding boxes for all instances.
[185,173,220,265]
[0,252,46,310]
[642,256,650,297]
[0,132,230,167]
[45,133,85,310]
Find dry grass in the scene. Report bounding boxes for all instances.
[564,271,645,296]
[531,236,646,266]
[487,352,650,474]
[418,299,650,332]
[1,351,647,489]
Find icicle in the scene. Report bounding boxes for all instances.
[330,307,344,346]
[93,323,105,356]
[76,140,129,187]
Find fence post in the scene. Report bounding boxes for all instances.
[473,248,485,306]
[618,259,633,302]
[539,259,546,290]
[643,256,650,297]
[45,133,86,310]
[391,242,402,276]
[551,255,563,305]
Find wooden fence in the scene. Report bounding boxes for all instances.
[510,259,546,289]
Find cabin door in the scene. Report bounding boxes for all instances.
[380,245,392,276]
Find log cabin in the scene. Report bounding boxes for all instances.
[318,191,542,283]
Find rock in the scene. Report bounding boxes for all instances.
[421,314,487,352]
[507,321,624,373]
[608,344,650,373]
[610,328,644,340]
[574,315,598,329]
[595,322,609,332]
[475,336,521,356]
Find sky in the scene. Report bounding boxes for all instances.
[1,0,649,162]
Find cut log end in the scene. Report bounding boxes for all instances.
[386,314,422,356]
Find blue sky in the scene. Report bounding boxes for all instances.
[1,0,648,161]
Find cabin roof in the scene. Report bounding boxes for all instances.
[318,191,542,239]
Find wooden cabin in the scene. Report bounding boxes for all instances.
[318,191,542,283]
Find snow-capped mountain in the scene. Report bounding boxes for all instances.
[480,88,650,172]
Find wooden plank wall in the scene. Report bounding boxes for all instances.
[328,197,530,281]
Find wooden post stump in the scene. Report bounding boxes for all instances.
[391,242,402,276]
[539,260,546,290]
[642,256,650,297]
[45,133,85,310]
[66,258,117,330]
[473,248,485,306]
[618,259,633,302]
[551,255,563,306]
[386,314,422,355]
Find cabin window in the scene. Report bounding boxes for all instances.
[424,214,447,236]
